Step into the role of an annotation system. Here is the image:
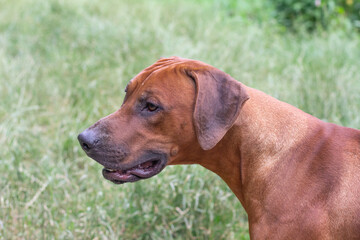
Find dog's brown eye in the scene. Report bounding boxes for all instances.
[146,102,158,112]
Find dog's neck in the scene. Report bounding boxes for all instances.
[198,86,314,212]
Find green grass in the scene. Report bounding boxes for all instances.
[0,0,359,239]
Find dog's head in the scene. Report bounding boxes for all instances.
[78,57,248,184]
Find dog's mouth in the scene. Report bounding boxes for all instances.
[102,158,166,184]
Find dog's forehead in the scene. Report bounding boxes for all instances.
[126,57,210,88]
[125,59,172,91]
[123,57,213,102]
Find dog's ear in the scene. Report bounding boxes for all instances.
[186,68,249,150]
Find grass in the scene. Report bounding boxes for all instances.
[0,0,359,239]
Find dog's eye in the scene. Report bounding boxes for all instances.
[145,102,158,112]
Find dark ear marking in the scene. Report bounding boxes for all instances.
[186,68,249,150]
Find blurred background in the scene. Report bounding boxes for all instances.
[0,0,359,239]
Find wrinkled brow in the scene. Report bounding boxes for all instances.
[123,80,137,103]
[125,76,137,92]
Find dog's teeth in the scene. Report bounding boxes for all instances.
[107,169,116,172]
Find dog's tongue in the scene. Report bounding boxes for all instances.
[106,160,158,180]
[106,170,133,181]
[128,161,157,178]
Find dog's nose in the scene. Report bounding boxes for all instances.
[78,129,99,152]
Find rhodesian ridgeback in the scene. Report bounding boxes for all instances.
[78,57,360,239]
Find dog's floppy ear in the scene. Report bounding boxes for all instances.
[186,68,249,150]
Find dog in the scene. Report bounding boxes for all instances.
[78,57,360,239]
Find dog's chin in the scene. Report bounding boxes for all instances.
[101,157,167,184]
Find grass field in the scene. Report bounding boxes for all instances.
[1,0,359,239]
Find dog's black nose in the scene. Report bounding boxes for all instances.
[78,129,99,152]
